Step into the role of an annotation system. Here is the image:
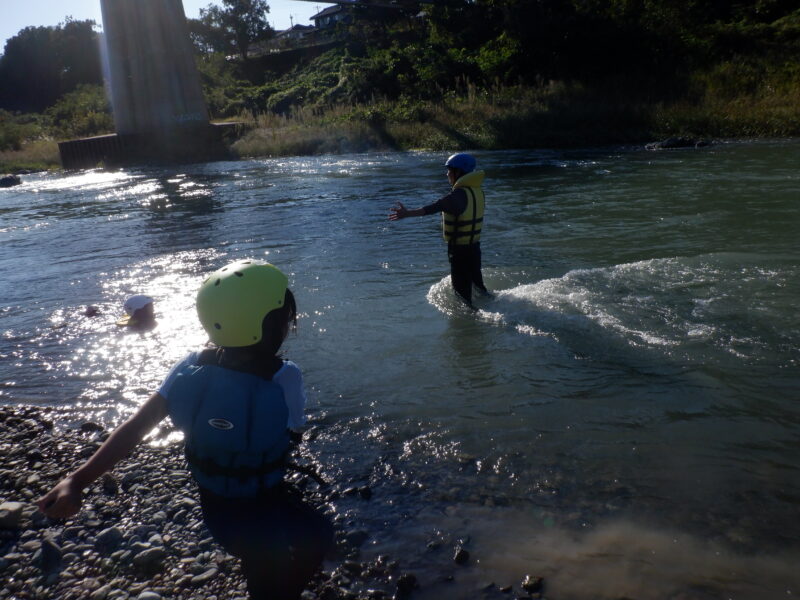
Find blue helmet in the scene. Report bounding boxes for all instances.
[445,153,476,173]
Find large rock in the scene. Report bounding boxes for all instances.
[0,174,22,188]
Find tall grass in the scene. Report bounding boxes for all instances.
[0,140,60,173]
[4,74,797,172]
[232,78,800,159]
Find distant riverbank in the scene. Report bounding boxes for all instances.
[230,82,800,159]
[2,82,799,173]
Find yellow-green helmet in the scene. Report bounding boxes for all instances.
[197,260,288,347]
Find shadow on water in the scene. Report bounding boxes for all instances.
[139,173,223,232]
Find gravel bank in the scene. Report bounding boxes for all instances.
[0,405,423,600]
[0,405,547,600]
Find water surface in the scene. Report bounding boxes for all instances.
[1,140,799,599]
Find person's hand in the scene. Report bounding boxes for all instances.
[388,202,407,221]
[36,477,83,519]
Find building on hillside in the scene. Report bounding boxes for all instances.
[276,23,316,42]
[311,5,353,29]
[272,23,316,50]
[248,24,316,56]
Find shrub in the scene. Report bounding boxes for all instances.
[45,84,113,139]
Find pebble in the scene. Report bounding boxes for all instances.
[102,473,120,495]
[453,545,470,565]
[96,527,124,554]
[521,574,543,593]
[90,583,114,600]
[0,501,25,529]
[345,529,370,547]
[191,566,218,585]
[396,572,417,595]
[38,534,63,572]
[342,559,363,574]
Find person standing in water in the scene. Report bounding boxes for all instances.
[389,152,489,306]
[37,260,333,600]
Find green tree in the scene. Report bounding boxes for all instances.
[0,19,101,113]
[45,84,113,139]
[199,0,274,61]
[187,16,230,55]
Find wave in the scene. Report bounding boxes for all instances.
[428,253,799,367]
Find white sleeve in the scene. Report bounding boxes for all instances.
[273,360,307,430]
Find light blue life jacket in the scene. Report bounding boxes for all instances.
[166,351,290,498]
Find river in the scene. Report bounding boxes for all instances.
[1,140,799,599]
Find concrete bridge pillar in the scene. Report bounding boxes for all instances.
[59,0,232,168]
[100,0,209,137]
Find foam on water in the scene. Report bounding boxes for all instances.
[429,253,799,369]
[26,169,135,193]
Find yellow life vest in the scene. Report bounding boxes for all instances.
[442,170,485,245]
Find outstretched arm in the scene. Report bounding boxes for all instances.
[389,202,426,221]
[36,392,168,519]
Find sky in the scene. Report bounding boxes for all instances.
[1,0,336,51]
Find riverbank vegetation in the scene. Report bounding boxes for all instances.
[1,1,798,171]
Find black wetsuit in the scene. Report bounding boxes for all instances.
[201,484,333,600]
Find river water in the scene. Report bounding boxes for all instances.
[1,140,799,599]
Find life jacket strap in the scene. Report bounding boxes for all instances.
[185,444,288,481]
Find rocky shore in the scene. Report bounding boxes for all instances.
[0,405,546,600]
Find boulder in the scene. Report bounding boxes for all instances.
[0,174,22,188]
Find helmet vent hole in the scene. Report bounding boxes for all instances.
[234,271,243,277]
[214,323,221,329]
[214,279,220,286]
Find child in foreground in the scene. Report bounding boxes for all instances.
[37,260,334,600]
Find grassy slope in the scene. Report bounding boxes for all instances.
[231,76,800,159]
